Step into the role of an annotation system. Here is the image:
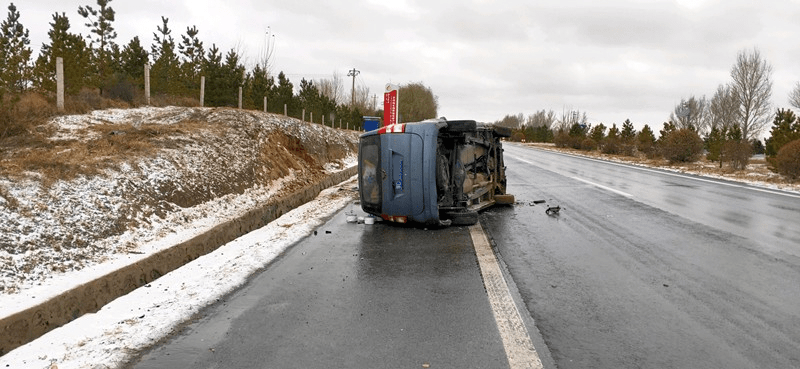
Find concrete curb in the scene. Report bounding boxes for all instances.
[0,167,357,355]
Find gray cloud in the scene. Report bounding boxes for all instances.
[13,0,800,132]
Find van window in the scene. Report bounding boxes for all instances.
[359,134,382,214]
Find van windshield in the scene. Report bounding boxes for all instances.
[359,134,381,214]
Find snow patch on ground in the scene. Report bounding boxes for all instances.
[0,106,363,367]
[1,107,359,296]
[0,177,359,369]
[0,173,298,318]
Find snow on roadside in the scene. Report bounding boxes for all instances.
[0,171,298,318]
[324,155,357,172]
[0,106,360,297]
[0,176,359,369]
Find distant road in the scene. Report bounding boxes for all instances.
[480,143,800,368]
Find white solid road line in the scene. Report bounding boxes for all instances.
[572,176,633,198]
[510,153,633,197]
[508,150,800,200]
[469,223,543,369]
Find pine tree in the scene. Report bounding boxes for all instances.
[523,125,554,143]
[636,124,656,157]
[32,12,90,95]
[108,42,121,74]
[765,108,800,158]
[589,123,606,143]
[727,124,743,142]
[602,123,621,154]
[657,121,676,145]
[566,122,587,149]
[178,25,204,94]
[201,44,224,106]
[621,119,636,141]
[705,125,727,165]
[618,119,637,156]
[298,78,324,120]
[202,48,246,107]
[222,48,245,106]
[273,71,296,115]
[722,124,751,170]
[245,63,274,111]
[0,3,33,93]
[150,16,180,96]
[607,123,620,139]
[119,36,148,88]
[78,0,117,92]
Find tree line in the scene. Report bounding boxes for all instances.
[0,0,399,137]
[495,48,800,179]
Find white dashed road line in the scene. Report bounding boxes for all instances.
[470,223,543,369]
[572,176,633,197]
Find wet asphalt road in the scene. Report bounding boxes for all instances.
[130,143,800,369]
[131,209,518,369]
[482,144,800,368]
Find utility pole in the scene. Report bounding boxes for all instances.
[348,68,360,107]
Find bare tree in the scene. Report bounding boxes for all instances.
[398,82,437,122]
[789,82,800,110]
[316,71,344,105]
[556,107,587,132]
[231,39,249,74]
[353,84,371,112]
[526,109,556,128]
[729,48,773,140]
[708,84,739,130]
[258,26,276,78]
[669,96,709,133]
[495,113,524,129]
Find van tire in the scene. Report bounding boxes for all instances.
[445,120,477,132]
[493,126,513,138]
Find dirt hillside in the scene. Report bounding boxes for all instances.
[0,107,360,294]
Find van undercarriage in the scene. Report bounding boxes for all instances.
[358,118,513,226]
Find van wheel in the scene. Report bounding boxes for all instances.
[442,210,478,226]
[493,126,512,138]
[445,120,477,132]
[495,194,515,205]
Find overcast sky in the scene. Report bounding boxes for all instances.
[15,0,800,132]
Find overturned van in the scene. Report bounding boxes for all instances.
[358,118,514,226]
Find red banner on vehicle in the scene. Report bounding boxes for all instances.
[383,84,398,127]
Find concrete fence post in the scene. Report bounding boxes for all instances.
[56,57,64,112]
[238,86,242,109]
[310,112,313,123]
[263,96,267,113]
[302,109,305,121]
[144,64,150,106]
[200,76,205,107]
[284,104,287,116]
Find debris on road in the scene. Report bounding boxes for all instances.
[546,206,561,215]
